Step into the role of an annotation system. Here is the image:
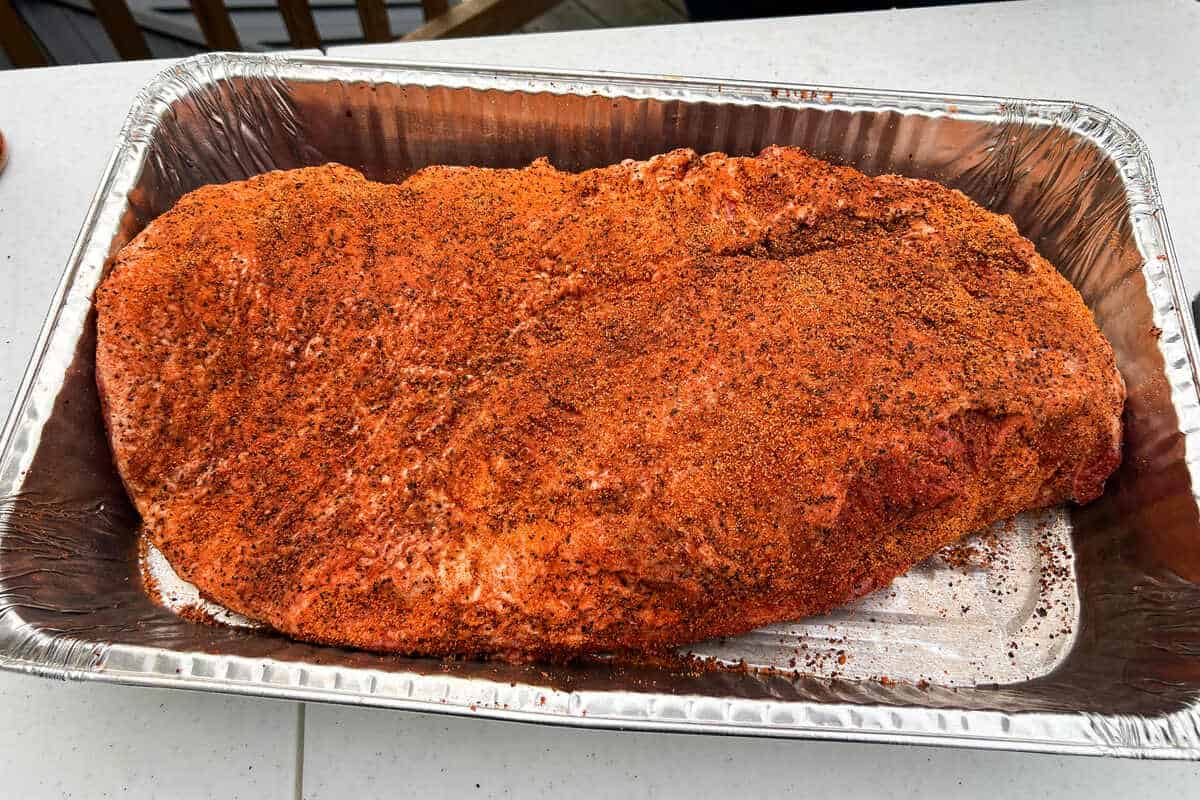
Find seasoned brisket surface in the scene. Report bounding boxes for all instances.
[96,147,1124,659]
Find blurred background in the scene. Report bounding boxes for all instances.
[0,0,1000,68]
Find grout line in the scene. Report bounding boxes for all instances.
[294,704,307,800]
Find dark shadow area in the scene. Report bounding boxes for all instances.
[3,0,1009,69]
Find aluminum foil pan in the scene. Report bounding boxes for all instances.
[2,54,1198,757]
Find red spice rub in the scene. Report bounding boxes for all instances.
[95,147,1124,660]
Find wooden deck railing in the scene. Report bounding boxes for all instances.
[1,0,566,65]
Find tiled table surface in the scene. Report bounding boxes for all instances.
[2,1,1199,796]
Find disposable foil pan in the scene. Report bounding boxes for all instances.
[2,53,1198,757]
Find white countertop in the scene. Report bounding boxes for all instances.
[2,1,1199,796]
